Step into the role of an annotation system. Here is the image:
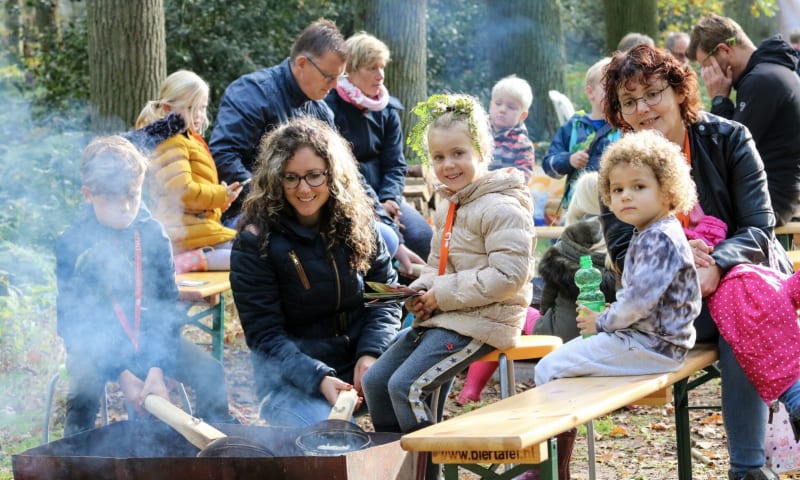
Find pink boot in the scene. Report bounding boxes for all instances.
[458,361,498,405]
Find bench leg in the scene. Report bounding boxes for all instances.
[211,294,224,364]
[674,378,692,480]
[587,420,596,480]
[498,353,514,399]
[674,365,721,480]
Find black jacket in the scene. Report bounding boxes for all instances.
[56,205,182,378]
[325,92,407,203]
[603,113,791,275]
[711,35,800,225]
[230,215,401,397]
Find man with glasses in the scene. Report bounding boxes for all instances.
[688,14,800,226]
[209,19,403,262]
[209,19,347,224]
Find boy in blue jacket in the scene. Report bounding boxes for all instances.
[56,135,235,436]
[543,57,620,218]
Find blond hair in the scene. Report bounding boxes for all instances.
[585,57,611,88]
[239,117,377,272]
[81,136,148,195]
[491,74,533,111]
[135,70,210,134]
[563,171,600,226]
[598,130,696,214]
[345,31,390,73]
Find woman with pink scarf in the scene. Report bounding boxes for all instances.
[325,32,431,277]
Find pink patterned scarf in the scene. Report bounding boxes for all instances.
[336,77,390,112]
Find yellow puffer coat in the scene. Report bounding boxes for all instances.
[147,131,236,252]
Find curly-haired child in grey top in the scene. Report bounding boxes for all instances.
[535,130,702,384]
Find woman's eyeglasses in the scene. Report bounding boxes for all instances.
[619,85,670,114]
[282,170,328,189]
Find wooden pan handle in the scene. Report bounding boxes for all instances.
[327,389,359,421]
[143,395,227,449]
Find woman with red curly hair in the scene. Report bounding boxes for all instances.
[602,44,792,480]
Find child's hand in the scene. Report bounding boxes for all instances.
[141,367,169,402]
[222,181,244,211]
[575,304,600,335]
[569,150,589,169]
[405,292,424,316]
[411,289,439,321]
[119,370,146,414]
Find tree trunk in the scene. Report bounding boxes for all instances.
[487,0,565,140]
[354,0,427,163]
[603,0,657,53]
[87,0,165,133]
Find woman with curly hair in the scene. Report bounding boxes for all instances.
[230,117,401,426]
[602,44,793,480]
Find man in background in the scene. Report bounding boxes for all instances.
[689,14,800,226]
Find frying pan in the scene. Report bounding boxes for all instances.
[143,395,275,457]
[295,389,371,456]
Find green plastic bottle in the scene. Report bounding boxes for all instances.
[574,255,605,338]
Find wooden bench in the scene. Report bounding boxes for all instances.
[176,271,231,364]
[401,343,719,480]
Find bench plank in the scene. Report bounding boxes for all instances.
[401,343,718,454]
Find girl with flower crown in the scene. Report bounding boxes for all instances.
[362,94,535,446]
[325,32,431,276]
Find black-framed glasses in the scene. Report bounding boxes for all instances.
[305,56,340,82]
[282,170,328,189]
[619,85,670,114]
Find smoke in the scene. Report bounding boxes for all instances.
[0,57,92,431]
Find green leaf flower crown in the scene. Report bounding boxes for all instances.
[406,94,482,165]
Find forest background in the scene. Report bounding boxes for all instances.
[0,0,790,478]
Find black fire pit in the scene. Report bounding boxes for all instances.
[12,420,415,480]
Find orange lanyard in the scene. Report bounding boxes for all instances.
[438,201,457,275]
[112,230,142,352]
[676,130,692,228]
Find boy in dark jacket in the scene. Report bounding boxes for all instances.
[56,135,234,436]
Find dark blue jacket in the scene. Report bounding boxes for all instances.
[209,58,334,184]
[230,215,401,397]
[325,91,407,203]
[56,205,182,378]
[542,113,619,178]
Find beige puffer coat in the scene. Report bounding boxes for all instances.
[410,168,535,350]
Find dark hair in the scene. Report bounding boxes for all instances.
[603,44,703,131]
[290,18,347,62]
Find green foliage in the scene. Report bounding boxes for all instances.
[165,0,353,121]
[0,85,89,250]
[427,0,490,101]
[561,0,607,60]
[29,17,90,112]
